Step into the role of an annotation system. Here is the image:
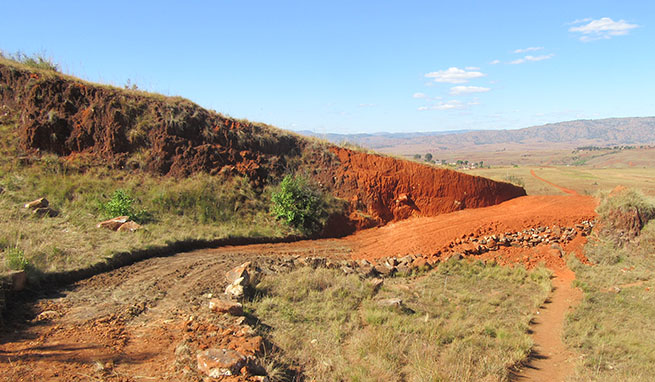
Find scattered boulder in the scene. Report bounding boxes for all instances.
[369,278,384,294]
[197,348,247,377]
[97,216,130,231]
[226,262,251,286]
[33,207,58,218]
[117,221,141,232]
[209,298,243,316]
[225,262,257,300]
[377,298,403,308]
[24,197,48,209]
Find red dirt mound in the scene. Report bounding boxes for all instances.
[346,194,597,271]
[321,147,526,228]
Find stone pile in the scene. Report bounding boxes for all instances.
[97,216,142,232]
[442,221,595,257]
[24,197,58,217]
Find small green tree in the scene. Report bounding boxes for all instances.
[425,153,433,162]
[101,189,151,223]
[271,175,326,235]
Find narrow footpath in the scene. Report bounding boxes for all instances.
[512,170,587,381]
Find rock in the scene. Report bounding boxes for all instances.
[117,221,141,232]
[24,197,48,209]
[197,348,247,377]
[369,278,384,293]
[226,262,251,286]
[97,216,130,231]
[412,257,430,268]
[378,298,403,308]
[225,281,246,300]
[33,207,58,217]
[357,264,379,278]
[374,263,396,276]
[209,298,243,316]
[35,310,59,321]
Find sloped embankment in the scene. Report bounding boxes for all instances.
[0,60,525,234]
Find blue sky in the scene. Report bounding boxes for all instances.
[1,1,652,134]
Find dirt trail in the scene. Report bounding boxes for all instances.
[512,268,582,382]
[509,170,588,382]
[0,174,594,381]
[530,169,579,195]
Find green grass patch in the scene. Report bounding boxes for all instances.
[248,260,551,382]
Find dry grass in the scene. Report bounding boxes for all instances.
[0,132,294,279]
[564,190,655,381]
[248,260,551,382]
[468,165,655,196]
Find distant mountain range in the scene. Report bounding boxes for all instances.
[298,117,655,152]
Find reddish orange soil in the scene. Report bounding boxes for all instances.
[346,193,596,272]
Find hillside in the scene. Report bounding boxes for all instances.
[0,57,524,264]
[301,117,655,153]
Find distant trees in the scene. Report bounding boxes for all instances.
[425,153,433,162]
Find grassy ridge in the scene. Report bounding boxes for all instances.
[249,261,551,382]
[565,190,655,381]
[0,120,299,278]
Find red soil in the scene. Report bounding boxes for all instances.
[323,147,525,229]
[346,193,596,272]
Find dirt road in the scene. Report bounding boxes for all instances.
[0,173,594,381]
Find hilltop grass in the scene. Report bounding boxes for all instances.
[564,190,655,381]
[248,260,552,382]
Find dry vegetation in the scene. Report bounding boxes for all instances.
[0,119,300,279]
[248,261,552,382]
[565,189,655,381]
[468,165,655,196]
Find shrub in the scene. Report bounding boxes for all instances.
[4,247,30,270]
[271,175,327,235]
[101,189,151,223]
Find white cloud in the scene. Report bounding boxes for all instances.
[489,59,501,65]
[465,66,480,70]
[424,67,486,84]
[568,18,592,25]
[412,92,427,99]
[510,53,555,64]
[569,17,639,42]
[513,46,544,54]
[450,86,491,95]
[418,100,464,111]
